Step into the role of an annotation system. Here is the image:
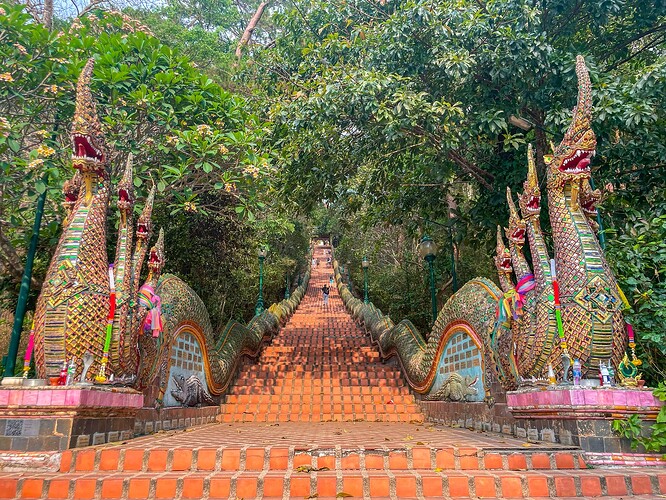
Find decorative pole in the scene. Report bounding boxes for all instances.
[362,256,369,304]
[3,175,48,378]
[255,247,267,315]
[418,235,439,325]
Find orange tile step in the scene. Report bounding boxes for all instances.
[6,469,666,499]
[61,446,587,474]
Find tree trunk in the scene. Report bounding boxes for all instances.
[43,0,54,30]
[236,1,270,58]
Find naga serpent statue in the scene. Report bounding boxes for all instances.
[32,59,310,406]
[335,56,627,402]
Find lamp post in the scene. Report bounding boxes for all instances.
[284,270,290,299]
[255,247,267,315]
[418,235,439,325]
[362,256,370,304]
[3,175,48,377]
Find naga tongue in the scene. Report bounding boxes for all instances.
[577,157,591,170]
[78,143,86,157]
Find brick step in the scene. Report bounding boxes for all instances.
[7,468,665,499]
[224,394,414,404]
[232,378,406,387]
[61,445,587,474]
[217,412,425,423]
[219,402,420,413]
[228,386,412,396]
[242,364,395,371]
[233,374,399,385]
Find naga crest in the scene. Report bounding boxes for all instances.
[117,154,136,225]
[518,144,541,218]
[494,225,512,274]
[71,59,106,175]
[548,55,597,188]
[505,187,526,246]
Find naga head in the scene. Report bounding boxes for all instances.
[580,178,601,230]
[548,55,596,190]
[62,171,82,217]
[147,228,165,278]
[505,187,526,246]
[518,144,541,219]
[71,59,107,204]
[72,59,106,171]
[494,225,513,274]
[117,153,135,227]
[136,182,156,247]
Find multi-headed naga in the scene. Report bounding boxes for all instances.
[31,60,310,406]
[337,56,627,401]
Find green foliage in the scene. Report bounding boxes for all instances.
[236,0,666,373]
[606,199,666,384]
[613,383,666,455]
[0,4,299,328]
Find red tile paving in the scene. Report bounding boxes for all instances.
[219,245,424,424]
[2,245,666,498]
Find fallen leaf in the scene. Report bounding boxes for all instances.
[416,441,425,445]
[336,493,353,498]
[306,494,319,499]
[521,443,532,447]
[434,467,443,472]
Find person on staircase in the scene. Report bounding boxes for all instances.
[322,284,330,307]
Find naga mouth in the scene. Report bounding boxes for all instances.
[581,199,598,215]
[511,228,525,241]
[499,257,512,272]
[526,195,540,211]
[148,249,162,270]
[72,134,104,164]
[560,149,594,174]
[137,222,150,239]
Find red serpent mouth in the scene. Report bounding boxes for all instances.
[560,149,594,174]
[510,228,525,241]
[72,134,104,163]
[499,257,512,272]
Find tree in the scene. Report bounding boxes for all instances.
[241,0,666,381]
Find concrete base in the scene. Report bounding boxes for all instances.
[0,386,143,451]
[507,386,664,465]
[418,386,665,467]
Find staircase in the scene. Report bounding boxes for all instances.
[1,245,666,499]
[218,246,423,424]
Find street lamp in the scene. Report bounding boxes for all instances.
[418,235,439,324]
[255,247,267,315]
[362,256,370,304]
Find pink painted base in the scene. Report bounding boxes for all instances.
[507,387,661,414]
[0,386,143,409]
[585,451,666,467]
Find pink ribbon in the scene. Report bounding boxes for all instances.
[138,284,163,338]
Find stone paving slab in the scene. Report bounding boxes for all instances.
[114,421,575,450]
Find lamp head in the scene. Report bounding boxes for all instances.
[418,235,438,261]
